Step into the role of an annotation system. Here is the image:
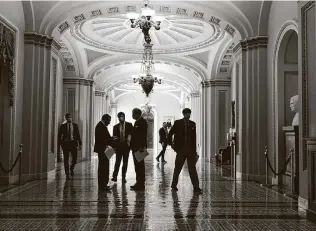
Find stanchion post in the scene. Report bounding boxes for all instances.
[265,146,269,185]
[19,144,23,185]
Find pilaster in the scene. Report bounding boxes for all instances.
[201,80,231,160]
[21,33,61,181]
[233,36,268,182]
[190,91,201,151]
[63,78,95,162]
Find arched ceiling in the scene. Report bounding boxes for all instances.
[20,0,269,98]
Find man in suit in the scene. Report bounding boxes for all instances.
[156,122,168,163]
[94,114,113,191]
[112,112,133,183]
[58,113,82,180]
[168,108,202,194]
[130,108,148,191]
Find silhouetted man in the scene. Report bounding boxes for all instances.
[168,108,202,194]
[58,113,82,180]
[130,108,147,191]
[94,114,112,191]
[156,122,168,163]
[112,112,133,183]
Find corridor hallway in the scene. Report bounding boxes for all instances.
[0,150,315,231]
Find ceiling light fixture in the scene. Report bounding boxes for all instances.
[127,0,164,44]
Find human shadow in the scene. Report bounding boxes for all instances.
[172,192,199,230]
[57,179,79,218]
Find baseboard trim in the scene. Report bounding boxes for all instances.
[307,209,316,224]
[235,172,266,183]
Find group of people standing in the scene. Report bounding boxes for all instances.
[58,108,202,194]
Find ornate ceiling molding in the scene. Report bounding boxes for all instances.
[92,58,206,81]
[190,91,200,98]
[71,20,222,54]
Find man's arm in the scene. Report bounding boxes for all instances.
[75,124,82,146]
[193,122,197,151]
[58,124,63,144]
[167,121,176,145]
[137,119,147,150]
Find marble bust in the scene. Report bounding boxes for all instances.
[290,95,299,126]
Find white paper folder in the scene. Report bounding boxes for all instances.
[104,147,115,160]
[134,150,149,162]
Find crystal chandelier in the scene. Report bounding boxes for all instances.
[133,74,162,97]
[127,0,164,44]
[133,42,161,97]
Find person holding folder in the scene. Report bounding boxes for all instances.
[130,108,148,191]
[94,114,113,191]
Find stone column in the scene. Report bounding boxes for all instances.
[21,33,61,181]
[109,103,117,135]
[233,37,268,182]
[94,90,106,127]
[201,81,211,159]
[63,78,95,162]
[212,80,231,157]
[190,91,201,152]
[201,80,231,160]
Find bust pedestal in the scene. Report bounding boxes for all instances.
[282,126,299,195]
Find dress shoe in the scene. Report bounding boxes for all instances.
[111,178,117,182]
[162,160,167,163]
[99,186,111,191]
[156,157,160,162]
[122,178,127,183]
[70,169,74,177]
[66,175,71,180]
[171,186,178,191]
[130,184,145,191]
[194,187,203,194]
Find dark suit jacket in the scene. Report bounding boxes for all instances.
[113,122,133,148]
[168,119,196,153]
[94,121,113,153]
[159,127,168,144]
[58,123,82,146]
[130,117,148,151]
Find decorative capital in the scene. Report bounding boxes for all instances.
[63,78,95,86]
[233,36,268,53]
[210,79,231,87]
[110,103,117,108]
[201,80,211,88]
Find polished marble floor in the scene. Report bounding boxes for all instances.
[0,150,315,230]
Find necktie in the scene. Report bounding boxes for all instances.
[67,124,71,140]
[120,124,124,142]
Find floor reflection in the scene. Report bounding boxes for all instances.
[0,149,315,230]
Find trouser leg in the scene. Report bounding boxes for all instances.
[187,155,199,188]
[62,145,70,176]
[122,149,130,178]
[112,152,123,178]
[171,154,186,187]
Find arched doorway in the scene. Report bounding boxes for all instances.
[273,23,298,191]
[142,111,154,149]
